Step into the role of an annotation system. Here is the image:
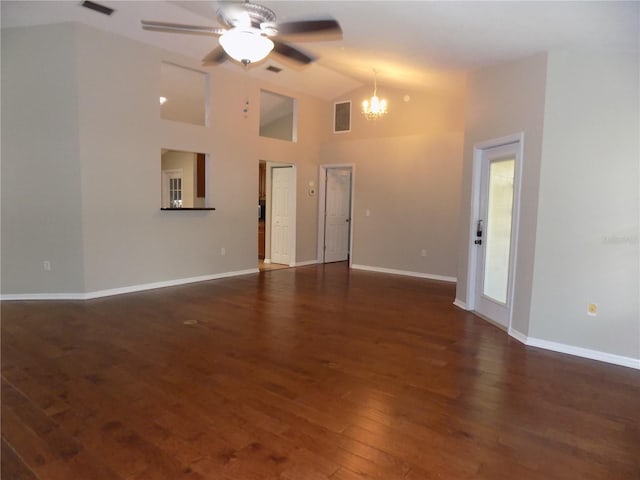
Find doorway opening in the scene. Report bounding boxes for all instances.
[318,165,354,264]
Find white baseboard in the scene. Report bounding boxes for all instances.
[0,292,88,301]
[453,298,469,310]
[507,328,528,345]
[508,328,639,370]
[351,264,456,283]
[295,260,318,267]
[0,268,259,301]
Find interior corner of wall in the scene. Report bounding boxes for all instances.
[508,327,528,345]
[453,297,469,311]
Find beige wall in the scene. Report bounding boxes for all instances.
[320,83,467,278]
[456,50,639,363]
[530,51,639,359]
[2,20,466,293]
[259,113,295,141]
[1,23,86,294]
[1,22,327,294]
[456,53,548,335]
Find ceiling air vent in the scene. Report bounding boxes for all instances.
[266,65,283,73]
[81,1,114,16]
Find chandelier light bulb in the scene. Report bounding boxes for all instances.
[363,96,387,114]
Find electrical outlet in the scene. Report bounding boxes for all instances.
[220,247,226,256]
[43,260,51,271]
[587,303,598,316]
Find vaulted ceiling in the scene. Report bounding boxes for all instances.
[2,1,638,100]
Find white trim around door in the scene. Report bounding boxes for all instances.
[463,132,524,334]
[317,164,355,266]
[266,162,296,266]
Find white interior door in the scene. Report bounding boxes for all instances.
[161,169,183,208]
[473,142,520,328]
[270,166,293,265]
[323,168,352,263]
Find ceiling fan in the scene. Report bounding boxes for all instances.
[141,1,342,67]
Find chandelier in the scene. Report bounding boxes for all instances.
[362,70,388,120]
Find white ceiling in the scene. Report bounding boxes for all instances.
[2,1,638,100]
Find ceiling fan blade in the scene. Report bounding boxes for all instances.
[276,19,342,37]
[141,20,225,37]
[202,46,228,66]
[272,40,315,65]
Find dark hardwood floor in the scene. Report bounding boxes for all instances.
[2,263,639,479]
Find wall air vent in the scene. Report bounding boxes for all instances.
[81,1,114,16]
[266,65,283,73]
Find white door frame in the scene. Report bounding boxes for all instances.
[317,164,355,265]
[265,162,296,266]
[463,132,524,333]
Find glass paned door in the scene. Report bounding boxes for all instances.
[169,177,182,208]
[483,158,515,304]
[161,169,183,208]
[473,140,521,329]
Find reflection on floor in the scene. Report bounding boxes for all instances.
[258,260,289,272]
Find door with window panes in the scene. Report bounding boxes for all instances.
[162,169,183,208]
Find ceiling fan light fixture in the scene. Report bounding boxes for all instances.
[141,2,342,68]
[219,28,274,65]
[362,70,388,120]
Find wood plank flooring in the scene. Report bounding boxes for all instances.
[258,261,289,272]
[2,262,639,479]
